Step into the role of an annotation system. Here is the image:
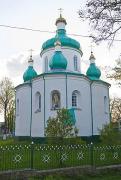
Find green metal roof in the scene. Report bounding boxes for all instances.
[49,51,67,70]
[42,29,81,52]
[23,66,37,82]
[16,71,110,89]
[86,63,101,80]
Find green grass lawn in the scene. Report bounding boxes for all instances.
[30,175,121,180]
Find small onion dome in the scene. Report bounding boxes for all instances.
[86,52,101,80]
[49,41,67,70]
[23,55,37,82]
[55,14,67,25]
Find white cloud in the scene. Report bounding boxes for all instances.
[6,54,27,77]
[6,51,42,86]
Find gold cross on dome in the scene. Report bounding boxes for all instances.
[28,49,34,57]
[89,44,94,53]
[58,8,63,16]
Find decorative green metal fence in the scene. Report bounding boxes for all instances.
[93,145,121,167]
[0,143,121,171]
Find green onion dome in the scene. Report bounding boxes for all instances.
[42,29,80,51]
[23,56,37,82]
[86,52,101,80]
[49,41,67,70]
[41,15,81,52]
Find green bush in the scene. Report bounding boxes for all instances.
[100,122,121,145]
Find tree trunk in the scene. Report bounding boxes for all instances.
[4,104,7,134]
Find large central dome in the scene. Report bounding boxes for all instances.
[41,14,82,53]
[42,29,80,51]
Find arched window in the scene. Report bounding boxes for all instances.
[51,90,61,110]
[72,90,80,108]
[74,55,78,71]
[16,99,19,116]
[104,96,108,113]
[35,92,41,112]
[45,56,48,72]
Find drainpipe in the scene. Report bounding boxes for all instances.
[29,80,32,138]
[43,76,46,135]
[14,89,16,136]
[107,86,111,123]
[90,81,94,140]
[65,73,68,109]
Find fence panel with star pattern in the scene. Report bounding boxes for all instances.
[0,144,31,171]
[0,144,121,171]
[33,144,90,170]
[93,145,121,167]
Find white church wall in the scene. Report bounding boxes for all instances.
[41,49,54,73]
[30,74,93,137]
[92,82,110,135]
[15,84,31,136]
[41,47,81,73]
[44,74,67,126]
[67,76,92,137]
[62,48,81,72]
[31,78,45,137]
[15,74,110,138]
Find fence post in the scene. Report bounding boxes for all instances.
[90,142,94,168]
[31,141,34,169]
[59,138,63,168]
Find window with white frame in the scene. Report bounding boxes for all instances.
[72,92,77,107]
[74,55,78,71]
[16,99,19,116]
[104,96,108,113]
[72,90,80,108]
[51,90,61,110]
[35,92,41,112]
[45,56,48,72]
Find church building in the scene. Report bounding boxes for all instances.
[15,14,110,138]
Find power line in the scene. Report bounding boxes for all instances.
[0,24,55,34]
[0,24,121,42]
[0,24,95,38]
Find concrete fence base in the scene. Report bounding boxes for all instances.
[0,164,121,179]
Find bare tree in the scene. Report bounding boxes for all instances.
[6,99,15,133]
[109,58,121,85]
[0,77,15,133]
[78,0,121,46]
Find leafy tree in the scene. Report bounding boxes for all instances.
[100,122,121,144]
[110,98,121,122]
[0,77,15,133]
[45,108,78,138]
[79,0,121,46]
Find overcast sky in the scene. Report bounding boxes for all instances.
[0,0,120,97]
